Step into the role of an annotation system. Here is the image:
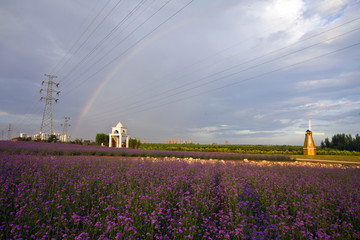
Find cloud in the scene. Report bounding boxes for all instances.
[233,129,285,136]
[254,115,265,120]
[197,124,231,133]
[279,119,291,124]
[0,111,10,117]
[234,130,260,135]
[0,0,359,143]
[304,0,349,22]
[296,71,359,90]
[280,98,360,119]
[312,0,347,18]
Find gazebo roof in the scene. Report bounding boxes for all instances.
[116,121,123,128]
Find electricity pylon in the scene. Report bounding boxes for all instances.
[40,74,60,136]
[7,124,12,140]
[60,117,71,142]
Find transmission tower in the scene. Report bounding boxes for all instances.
[7,124,12,140]
[1,130,4,140]
[60,117,71,142]
[40,74,60,136]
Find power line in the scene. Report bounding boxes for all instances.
[59,0,360,96]
[61,0,195,97]
[8,1,113,136]
[73,15,360,115]
[59,0,148,89]
[79,0,157,63]
[83,24,360,121]
[85,37,360,122]
[128,11,360,102]
[118,41,360,115]
[50,0,111,74]
[115,25,360,114]
[9,0,358,139]
[60,0,173,93]
[56,0,125,77]
[8,0,157,136]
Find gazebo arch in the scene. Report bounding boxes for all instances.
[109,122,129,148]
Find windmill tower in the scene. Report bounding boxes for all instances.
[296,120,324,155]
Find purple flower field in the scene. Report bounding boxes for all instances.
[0,141,291,161]
[1,152,360,239]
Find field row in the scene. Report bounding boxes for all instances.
[140,144,360,156]
[1,153,359,239]
[0,141,291,161]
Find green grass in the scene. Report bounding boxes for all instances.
[293,155,360,163]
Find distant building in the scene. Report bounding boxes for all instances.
[165,138,193,144]
[20,133,28,138]
[33,134,41,141]
[60,134,71,142]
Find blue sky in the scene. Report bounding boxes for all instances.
[0,0,359,145]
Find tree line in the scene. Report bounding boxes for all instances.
[320,133,360,151]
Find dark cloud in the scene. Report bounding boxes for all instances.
[1,0,359,143]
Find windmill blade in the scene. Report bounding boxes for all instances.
[313,132,325,135]
[295,131,306,134]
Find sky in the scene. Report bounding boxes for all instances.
[0,0,359,145]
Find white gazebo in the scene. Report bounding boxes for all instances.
[109,122,129,148]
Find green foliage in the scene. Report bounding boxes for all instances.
[15,137,32,142]
[139,144,304,155]
[139,143,360,156]
[95,133,109,146]
[321,134,360,152]
[129,138,141,149]
[71,138,83,145]
[47,134,58,143]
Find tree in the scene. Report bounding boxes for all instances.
[354,134,360,151]
[320,140,325,149]
[72,138,83,145]
[47,134,58,143]
[321,133,360,151]
[129,138,141,149]
[95,133,109,146]
[324,138,331,148]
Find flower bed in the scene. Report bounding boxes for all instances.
[1,153,359,239]
[0,141,291,161]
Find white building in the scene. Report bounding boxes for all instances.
[60,134,71,142]
[20,133,28,138]
[109,122,129,148]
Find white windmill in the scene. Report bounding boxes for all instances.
[296,120,324,155]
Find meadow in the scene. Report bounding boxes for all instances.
[1,145,360,239]
[0,141,291,161]
[139,144,360,156]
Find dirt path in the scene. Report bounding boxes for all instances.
[296,158,360,165]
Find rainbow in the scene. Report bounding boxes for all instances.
[72,45,140,136]
[73,4,234,136]
[72,18,193,135]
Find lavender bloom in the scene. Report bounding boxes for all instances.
[0,148,359,239]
